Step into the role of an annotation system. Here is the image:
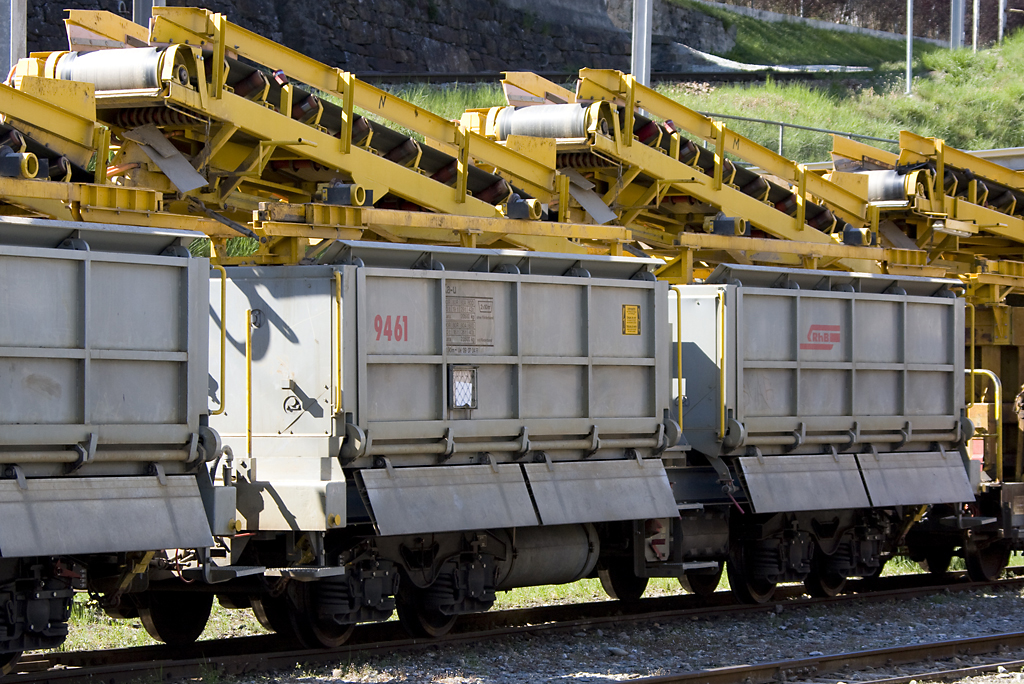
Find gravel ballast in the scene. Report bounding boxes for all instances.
[231,585,1024,683]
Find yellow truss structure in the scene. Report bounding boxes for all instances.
[1,5,1024,314]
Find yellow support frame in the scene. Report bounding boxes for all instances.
[585,132,879,272]
[501,72,577,104]
[156,80,502,218]
[832,135,1024,246]
[63,10,149,48]
[252,204,628,248]
[900,131,1024,193]
[149,7,555,203]
[0,82,102,168]
[577,69,876,229]
[0,177,231,235]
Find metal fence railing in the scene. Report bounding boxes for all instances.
[699,111,898,159]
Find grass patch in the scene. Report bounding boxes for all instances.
[494,577,685,610]
[372,83,507,122]
[58,594,268,652]
[313,82,506,143]
[656,32,1024,161]
[668,0,942,68]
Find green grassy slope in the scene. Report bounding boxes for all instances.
[658,34,1024,161]
[671,0,941,68]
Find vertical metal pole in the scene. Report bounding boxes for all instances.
[132,0,163,28]
[999,0,1006,41]
[631,0,653,87]
[5,0,26,77]
[778,124,784,157]
[0,3,10,78]
[906,0,914,95]
[951,0,964,48]
[972,0,979,51]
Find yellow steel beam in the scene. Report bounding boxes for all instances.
[964,272,1024,289]
[831,134,1024,246]
[359,208,628,241]
[150,7,554,201]
[831,135,899,167]
[586,132,878,271]
[900,131,1024,191]
[352,82,554,200]
[911,194,1024,243]
[0,81,100,166]
[668,231,924,263]
[254,204,629,244]
[501,72,577,104]
[0,177,231,233]
[194,123,240,171]
[160,84,503,218]
[63,9,149,48]
[577,69,873,227]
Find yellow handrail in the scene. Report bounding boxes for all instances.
[670,286,684,428]
[717,289,727,439]
[334,271,343,413]
[966,302,976,408]
[210,265,228,415]
[967,368,1002,482]
[246,309,253,459]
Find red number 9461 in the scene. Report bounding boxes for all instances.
[374,314,408,341]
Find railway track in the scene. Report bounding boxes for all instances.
[634,632,1024,684]
[356,69,850,84]
[9,571,1024,684]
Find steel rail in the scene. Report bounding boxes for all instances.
[856,658,1024,684]
[8,573,1024,684]
[356,70,851,85]
[632,632,1024,684]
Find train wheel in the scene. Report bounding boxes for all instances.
[679,565,723,599]
[0,651,21,676]
[922,546,955,578]
[727,543,776,604]
[804,548,847,598]
[139,592,212,646]
[858,557,888,589]
[252,594,298,639]
[598,558,648,601]
[288,583,355,649]
[804,569,847,598]
[966,543,1011,582]
[396,586,457,638]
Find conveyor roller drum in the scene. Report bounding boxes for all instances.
[56,48,188,91]
[863,170,910,202]
[496,103,608,141]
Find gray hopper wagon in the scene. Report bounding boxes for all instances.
[1,234,1016,662]
[206,243,687,641]
[193,244,988,645]
[0,217,219,666]
[672,265,978,601]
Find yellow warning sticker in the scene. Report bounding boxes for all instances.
[622,304,641,335]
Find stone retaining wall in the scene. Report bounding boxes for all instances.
[25,0,737,74]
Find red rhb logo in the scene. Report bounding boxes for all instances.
[800,324,841,351]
